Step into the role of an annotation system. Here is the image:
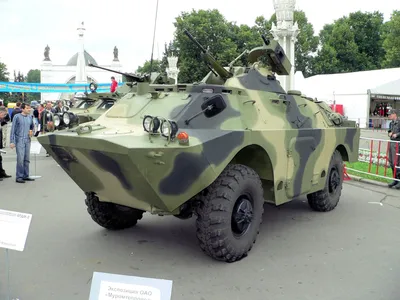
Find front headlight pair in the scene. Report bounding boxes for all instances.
[142,115,178,139]
[53,112,79,128]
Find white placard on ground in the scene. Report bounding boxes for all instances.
[0,209,33,251]
[30,141,42,155]
[89,272,173,300]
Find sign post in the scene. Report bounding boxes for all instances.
[0,209,33,300]
[29,140,42,179]
[89,272,173,300]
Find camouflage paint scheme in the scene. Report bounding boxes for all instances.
[65,82,131,126]
[37,38,360,216]
[63,73,172,127]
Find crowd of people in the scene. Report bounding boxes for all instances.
[0,100,61,183]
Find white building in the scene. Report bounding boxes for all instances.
[40,22,123,103]
[294,68,400,129]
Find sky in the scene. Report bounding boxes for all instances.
[0,0,397,80]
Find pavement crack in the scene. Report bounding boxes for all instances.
[380,195,388,203]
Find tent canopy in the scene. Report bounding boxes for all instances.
[370,78,400,97]
[294,67,400,98]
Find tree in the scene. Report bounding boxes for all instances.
[173,9,238,83]
[382,10,400,68]
[0,60,11,106]
[26,69,41,101]
[26,69,40,83]
[312,11,386,75]
[136,59,162,74]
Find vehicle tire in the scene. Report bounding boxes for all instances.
[307,150,343,212]
[196,164,265,263]
[85,192,144,230]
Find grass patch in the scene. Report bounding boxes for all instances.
[345,161,394,183]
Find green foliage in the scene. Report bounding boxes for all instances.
[0,60,11,106]
[173,9,239,83]
[313,11,387,74]
[136,59,162,74]
[382,10,400,68]
[25,69,41,102]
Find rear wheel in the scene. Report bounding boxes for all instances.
[196,164,265,263]
[85,192,144,230]
[307,150,343,212]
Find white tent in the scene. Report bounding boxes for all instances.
[294,67,400,128]
[370,78,400,96]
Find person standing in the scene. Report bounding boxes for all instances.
[387,108,400,189]
[10,101,22,121]
[9,103,35,183]
[110,76,118,93]
[1,105,10,148]
[0,106,12,181]
[32,103,40,136]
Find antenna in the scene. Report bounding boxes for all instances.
[149,0,160,76]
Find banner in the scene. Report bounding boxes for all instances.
[0,81,121,93]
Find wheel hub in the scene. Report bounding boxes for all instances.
[329,168,340,193]
[232,196,253,237]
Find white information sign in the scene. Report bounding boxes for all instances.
[30,141,42,155]
[98,281,161,300]
[0,209,33,251]
[89,272,173,300]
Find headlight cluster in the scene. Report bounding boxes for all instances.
[53,111,79,129]
[142,115,178,139]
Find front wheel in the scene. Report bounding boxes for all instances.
[85,192,145,230]
[307,150,344,212]
[196,164,265,263]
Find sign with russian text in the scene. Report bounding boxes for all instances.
[0,209,33,251]
[0,81,119,93]
[89,272,173,300]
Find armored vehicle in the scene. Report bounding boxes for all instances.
[53,68,172,131]
[37,30,360,263]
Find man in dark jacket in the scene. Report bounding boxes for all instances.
[11,101,22,121]
[0,106,12,181]
[387,108,400,189]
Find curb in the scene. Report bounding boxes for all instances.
[345,174,389,188]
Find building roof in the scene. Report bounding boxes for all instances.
[67,50,98,66]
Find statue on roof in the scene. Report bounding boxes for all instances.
[113,46,119,61]
[44,45,50,61]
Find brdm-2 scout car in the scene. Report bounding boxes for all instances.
[37,30,360,263]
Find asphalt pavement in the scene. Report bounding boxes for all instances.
[0,150,400,300]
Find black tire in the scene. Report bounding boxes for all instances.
[85,192,145,230]
[307,150,343,212]
[196,164,265,263]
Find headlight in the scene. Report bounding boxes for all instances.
[160,120,178,139]
[63,112,70,125]
[53,114,61,127]
[62,112,79,127]
[142,115,160,133]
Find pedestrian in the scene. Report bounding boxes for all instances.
[10,101,22,121]
[32,102,40,136]
[1,105,10,148]
[110,76,118,93]
[40,101,55,157]
[387,108,400,189]
[0,106,12,181]
[9,102,35,183]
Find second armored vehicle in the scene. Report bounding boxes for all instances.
[38,31,360,263]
